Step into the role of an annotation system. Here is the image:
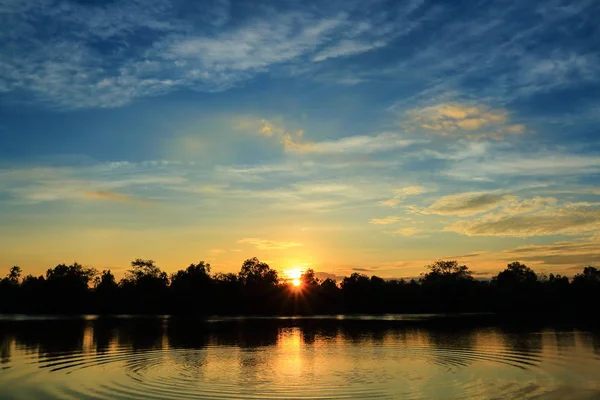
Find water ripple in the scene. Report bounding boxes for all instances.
[2,319,600,399]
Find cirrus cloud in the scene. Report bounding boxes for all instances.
[404,102,526,139]
[237,238,304,250]
[445,202,600,237]
[420,192,514,216]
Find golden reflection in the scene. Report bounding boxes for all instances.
[1,319,600,399]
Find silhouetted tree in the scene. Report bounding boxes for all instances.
[491,262,540,312]
[341,273,371,313]
[42,263,97,313]
[120,259,169,313]
[572,266,600,285]
[7,266,21,284]
[421,260,473,284]
[419,261,479,312]
[170,262,212,315]
[94,270,119,313]
[571,266,600,311]
[239,257,278,286]
[493,262,537,287]
[94,269,118,290]
[238,258,279,314]
[0,258,597,316]
[0,266,23,313]
[301,269,319,287]
[125,259,168,284]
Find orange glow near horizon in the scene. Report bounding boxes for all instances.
[284,268,304,287]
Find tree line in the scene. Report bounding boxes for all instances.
[0,258,598,316]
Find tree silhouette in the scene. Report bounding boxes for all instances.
[7,266,21,284]
[125,259,168,284]
[94,270,117,290]
[301,269,319,287]
[239,257,278,286]
[43,263,97,313]
[571,266,600,309]
[493,262,537,287]
[572,266,600,284]
[120,259,169,313]
[421,260,473,284]
[0,259,598,316]
[170,262,212,315]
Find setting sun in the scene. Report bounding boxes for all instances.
[284,268,303,287]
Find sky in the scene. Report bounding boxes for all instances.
[1,0,599,280]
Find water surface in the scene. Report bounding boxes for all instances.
[1,315,599,399]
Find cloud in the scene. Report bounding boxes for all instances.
[501,237,600,267]
[313,39,388,62]
[84,191,146,204]
[313,271,346,282]
[388,227,421,236]
[369,216,406,225]
[420,192,515,216]
[237,238,303,250]
[444,152,600,180]
[404,102,526,139]
[448,235,600,274]
[503,197,557,215]
[0,162,187,204]
[1,1,426,109]
[385,1,600,111]
[379,186,427,207]
[445,202,600,237]
[2,0,598,111]
[159,15,346,71]
[244,118,423,156]
[284,132,422,155]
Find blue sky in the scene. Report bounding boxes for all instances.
[1,0,599,279]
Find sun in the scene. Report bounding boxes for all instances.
[284,268,303,287]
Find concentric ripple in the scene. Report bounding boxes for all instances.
[1,318,600,399]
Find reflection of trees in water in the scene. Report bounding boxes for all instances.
[553,330,577,354]
[418,327,478,369]
[1,319,87,357]
[92,318,120,354]
[0,335,11,365]
[590,334,600,357]
[500,330,543,355]
[0,317,597,368]
[107,318,165,351]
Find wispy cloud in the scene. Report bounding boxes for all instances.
[285,132,422,155]
[388,227,421,237]
[444,152,600,180]
[237,238,303,250]
[84,190,149,205]
[445,202,600,237]
[379,186,427,207]
[448,235,600,273]
[0,163,186,204]
[0,0,432,109]
[369,216,406,225]
[501,236,600,267]
[244,118,423,155]
[420,192,515,216]
[404,102,526,139]
[313,40,388,62]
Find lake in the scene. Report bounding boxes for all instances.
[0,315,599,399]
